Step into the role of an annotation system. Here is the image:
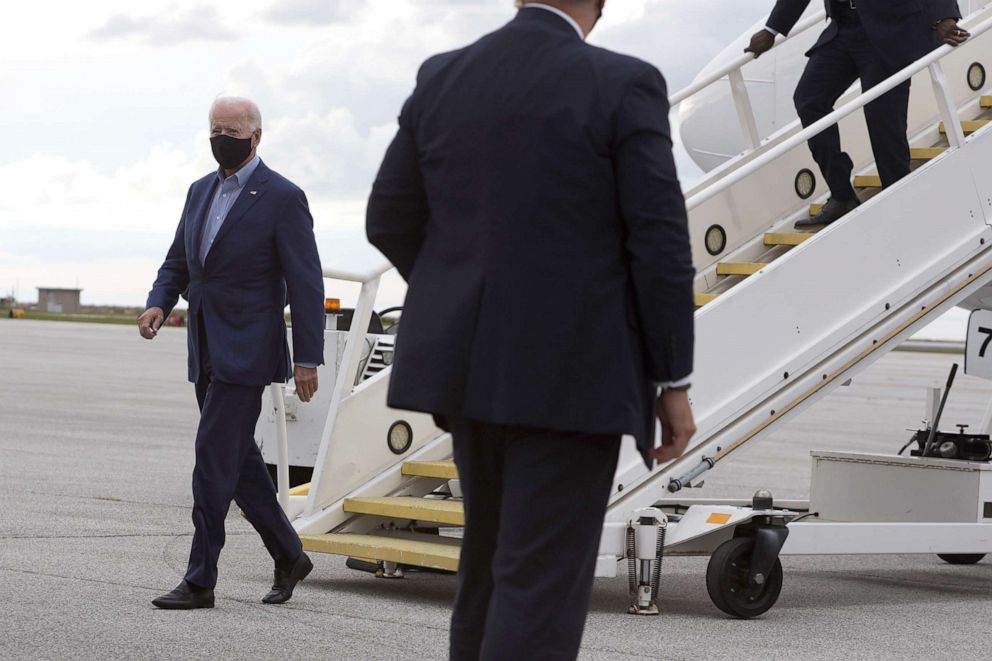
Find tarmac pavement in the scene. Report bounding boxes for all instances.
[0,319,989,660]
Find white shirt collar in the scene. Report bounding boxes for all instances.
[523,3,585,40]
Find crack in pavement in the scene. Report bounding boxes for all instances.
[0,532,254,541]
[7,488,191,511]
[0,565,188,594]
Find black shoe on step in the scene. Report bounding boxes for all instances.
[152,580,215,610]
[262,552,314,604]
[794,197,861,230]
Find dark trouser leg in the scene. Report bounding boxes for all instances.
[449,419,504,661]
[233,440,303,565]
[854,46,912,188]
[794,35,860,202]
[185,319,300,588]
[184,379,266,589]
[449,421,621,661]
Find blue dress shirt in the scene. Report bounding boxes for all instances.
[199,155,261,264]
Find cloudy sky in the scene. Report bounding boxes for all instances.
[1,0,774,308]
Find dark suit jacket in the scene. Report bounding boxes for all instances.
[768,0,962,70]
[366,9,694,453]
[148,160,325,386]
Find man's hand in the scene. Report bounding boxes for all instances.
[745,29,775,58]
[137,307,165,340]
[294,365,319,403]
[935,19,969,46]
[650,389,696,463]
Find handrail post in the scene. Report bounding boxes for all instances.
[928,60,965,149]
[302,274,382,517]
[668,10,827,107]
[728,68,762,150]
[270,382,290,512]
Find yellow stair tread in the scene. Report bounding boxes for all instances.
[716,262,766,276]
[939,119,989,134]
[854,174,882,188]
[694,292,717,307]
[764,232,812,246]
[980,95,991,108]
[402,460,459,480]
[301,532,461,572]
[344,496,465,525]
[806,147,944,214]
[288,482,311,497]
[910,147,945,160]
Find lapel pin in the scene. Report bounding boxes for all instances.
[249,190,257,195]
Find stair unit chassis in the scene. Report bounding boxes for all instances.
[269,4,992,617]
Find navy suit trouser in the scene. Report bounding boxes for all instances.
[794,8,912,202]
[184,319,302,589]
[448,418,620,661]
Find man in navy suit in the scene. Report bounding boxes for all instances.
[139,96,325,609]
[747,0,967,229]
[367,2,696,657]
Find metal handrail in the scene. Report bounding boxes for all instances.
[668,10,827,106]
[323,260,393,284]
[685,13,992,211]
[274,263,392,514]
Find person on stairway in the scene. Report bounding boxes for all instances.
[139,96,324,609]
[747,0,968,230]
[366,1,696,658]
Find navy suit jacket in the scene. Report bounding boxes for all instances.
[148,160,325,386]
[366,9,695,453]
[768,0,962,70]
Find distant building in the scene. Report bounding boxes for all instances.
[37,287,82,314]
[0,296,14,308]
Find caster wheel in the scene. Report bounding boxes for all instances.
[346,557,383,574]
[706,537,783,619]
[937,553,986,565]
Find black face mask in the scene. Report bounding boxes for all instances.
[210,134,253,169]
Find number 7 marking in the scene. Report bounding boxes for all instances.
[978,326,992,358]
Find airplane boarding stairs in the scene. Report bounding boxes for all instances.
[282,6,992,585]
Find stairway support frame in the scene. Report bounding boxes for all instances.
[930,60,967,148]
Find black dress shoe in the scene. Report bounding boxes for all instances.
[794,197,861,230]
[152,580,215,610]
[262,552,313,604]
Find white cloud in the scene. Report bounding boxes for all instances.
[0,144,209,234]
[263,0,359,26]
[89,5,238,45]
[259,110,396,197]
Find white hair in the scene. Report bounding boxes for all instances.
[209,95,262,131]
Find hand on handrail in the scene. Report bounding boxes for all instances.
[668,11,825,106]
[745,29,775,58]
[935,19,970,46]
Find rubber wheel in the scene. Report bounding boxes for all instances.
[706,537,783,619]
[937,553,986,565]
